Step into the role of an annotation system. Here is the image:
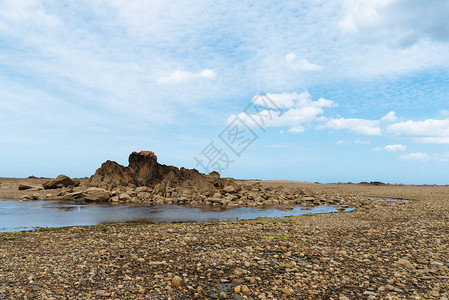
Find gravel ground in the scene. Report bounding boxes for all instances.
[0,182,448,299]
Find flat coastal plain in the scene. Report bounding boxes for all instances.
[0,179,448,299]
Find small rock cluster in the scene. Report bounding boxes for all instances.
[56,182,355,208]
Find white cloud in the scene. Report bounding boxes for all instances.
[354,139,372,145]
[321,111,399,136]
[398,152,431,161]
[337,139,371,145]
[399,152,449,162]
[229,91,334,133]
[380,111,397,122]
[413,137,449,144]
[384,144,407,151]
[252,91,335,109]
[157,69,216,84]
[287,125,305,134]
[0,0,61,28]
[339,0,449,47]
[374,144,407,152]
[387,118,449,144]
[322,118,382,136]
[285,53,323,71]
[440,109,449,116]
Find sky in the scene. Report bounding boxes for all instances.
[0,0,449,184]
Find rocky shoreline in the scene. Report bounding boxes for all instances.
[1,151,410,211]
[0,183,448,299]
[3,176,407,211]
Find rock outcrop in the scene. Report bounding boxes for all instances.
[87,151,224,191]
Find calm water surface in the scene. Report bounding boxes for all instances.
[0,199,352,232]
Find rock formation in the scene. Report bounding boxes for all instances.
[87,151,233,193]
[42,151,357,208]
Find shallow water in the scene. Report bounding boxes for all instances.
[0,199,352,232]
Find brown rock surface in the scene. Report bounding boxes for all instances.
[87,151,230,192]
[42,175,75,189]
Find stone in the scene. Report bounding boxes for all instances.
[18,183,42,191]
[233,294,244,300]
[60,191,83,201]
[224,185,236,193]
[231,278,245,285]
[363,291,376,296]
[43,175,75,189]
[135,186,148,193]
[241,285,250,295]
[172,275,182,287]
[281,286,293,295]
[81,188,110,202]
[119,193,131,201]
[137,192,151,200]
[395,259,414,269]
[233,268,248,277]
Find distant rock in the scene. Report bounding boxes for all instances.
[43,175,75,189]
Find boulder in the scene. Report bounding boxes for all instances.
[60,191,84,201]
[43,175,75,189]
[119,193,131,201]
[135,186,148,193]
[137,192,151,200]
[81,187,110,202]
[223,185,236,193]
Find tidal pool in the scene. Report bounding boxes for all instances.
[0,199,353,232]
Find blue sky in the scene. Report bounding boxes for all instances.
[1,0,449,184]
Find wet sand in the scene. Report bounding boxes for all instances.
[0,180,448,299]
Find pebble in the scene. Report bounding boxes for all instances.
[171,276,182,287]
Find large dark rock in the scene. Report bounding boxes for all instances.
[87,151,229,191]
[43,175,75,189]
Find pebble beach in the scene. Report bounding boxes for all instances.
[1,181,448,299]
